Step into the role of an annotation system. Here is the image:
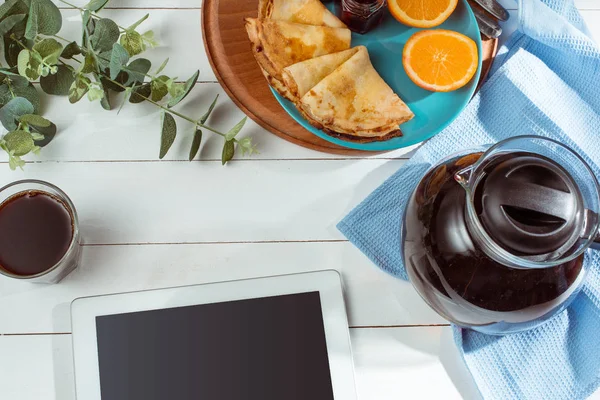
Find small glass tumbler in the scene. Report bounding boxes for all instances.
[0,180,81,283]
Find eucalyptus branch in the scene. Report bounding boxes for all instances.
[0,0,254,168]
[52,34,156,80]
[56,56,226,137]
[98,73,230,139]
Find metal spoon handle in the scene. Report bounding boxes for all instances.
[471,0,510,21]
[472,4,503,39]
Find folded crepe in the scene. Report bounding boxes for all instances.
[258,0,347,28]
[245,18,352,100]
[296,46,414,141]
[282,48,359,101]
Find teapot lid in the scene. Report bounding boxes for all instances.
[476,155,584,259]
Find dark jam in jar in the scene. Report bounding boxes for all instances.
[339,0,386,34]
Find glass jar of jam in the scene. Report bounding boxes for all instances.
[339,0,386,34]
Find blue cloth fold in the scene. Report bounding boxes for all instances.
[338,1,600,398]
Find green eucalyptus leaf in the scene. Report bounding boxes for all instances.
[11,14,28,38]
[0,14,26,56]
[168,83,185,98]
[150,75,170,101]
[200,94,219,124]
[0,0,24,20]
[92,73,111,110]
[238,136,257,156]
[100,85,111,110]
[127,13,149,31]
[89,18,119,52]
[96,49,112,70]
[167,70,199,108]
[0,70,29,88]
[100,67,127,92]
[40,64,75,96]
[81,52,97,73]
[81,9,91,43]
[19,114,51,127]
[17,49,42,81]
[119,30,144,56]
[0,13,25,34]
[60,42,81,59]
[0,83,40,113]
[155,57,168,75]
[8,154,25,170]
[0,97,33,131]
[129,82,151,103]
[141,30,158,48]
[32,38,62,65]
[68,74,91,104]
[30,131,44,141]
[124,58,150,85]
[221,139,234,165]
[29,121,57,147]
[5,40,21,68]
[25,0,62,40]
[4,129,33,156]
[159,111,176,159]
[17,49,30,77]
[189,128,202,161]
[109,42,129,80]
[17,83,39,113]
[87,87,104,102]
[31,127,56,147]
[84,0,110,12]
[225,117,247,141]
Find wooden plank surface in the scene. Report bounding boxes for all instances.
[0,242,445,334]
[0,160,405,244]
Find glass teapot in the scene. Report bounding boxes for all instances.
[401,136,600,335]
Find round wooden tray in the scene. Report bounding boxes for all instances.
[202,0,498,155]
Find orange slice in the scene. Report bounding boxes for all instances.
[402,30,479,92]
[388,0,458,28]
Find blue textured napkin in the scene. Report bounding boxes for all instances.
[338,1,600,398]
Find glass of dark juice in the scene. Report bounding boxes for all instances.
[0,180,80,283]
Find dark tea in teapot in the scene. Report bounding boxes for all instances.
[402,137,599,334]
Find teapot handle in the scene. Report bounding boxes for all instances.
[592,230,600,251]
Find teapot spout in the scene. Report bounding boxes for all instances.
[454,166,474,189]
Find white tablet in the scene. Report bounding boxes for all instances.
[71,270,357,400]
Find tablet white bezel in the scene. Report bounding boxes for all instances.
[71,270,357,400]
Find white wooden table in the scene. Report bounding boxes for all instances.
[0,1,599,399]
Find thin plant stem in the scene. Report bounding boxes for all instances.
[10,34,28,49]
[57,58,229,138]
[51,35,156,80]
[58,0,130,32]
[53,34,72,43]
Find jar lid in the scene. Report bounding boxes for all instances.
[476,155,584,259]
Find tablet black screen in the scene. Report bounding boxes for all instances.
[95,291,334,400]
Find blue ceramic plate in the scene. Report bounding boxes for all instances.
[270,0,483,151]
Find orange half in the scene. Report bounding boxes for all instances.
[402,29,479,92]
[388,0,458,28]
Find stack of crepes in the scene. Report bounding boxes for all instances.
[245,0,414,142]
